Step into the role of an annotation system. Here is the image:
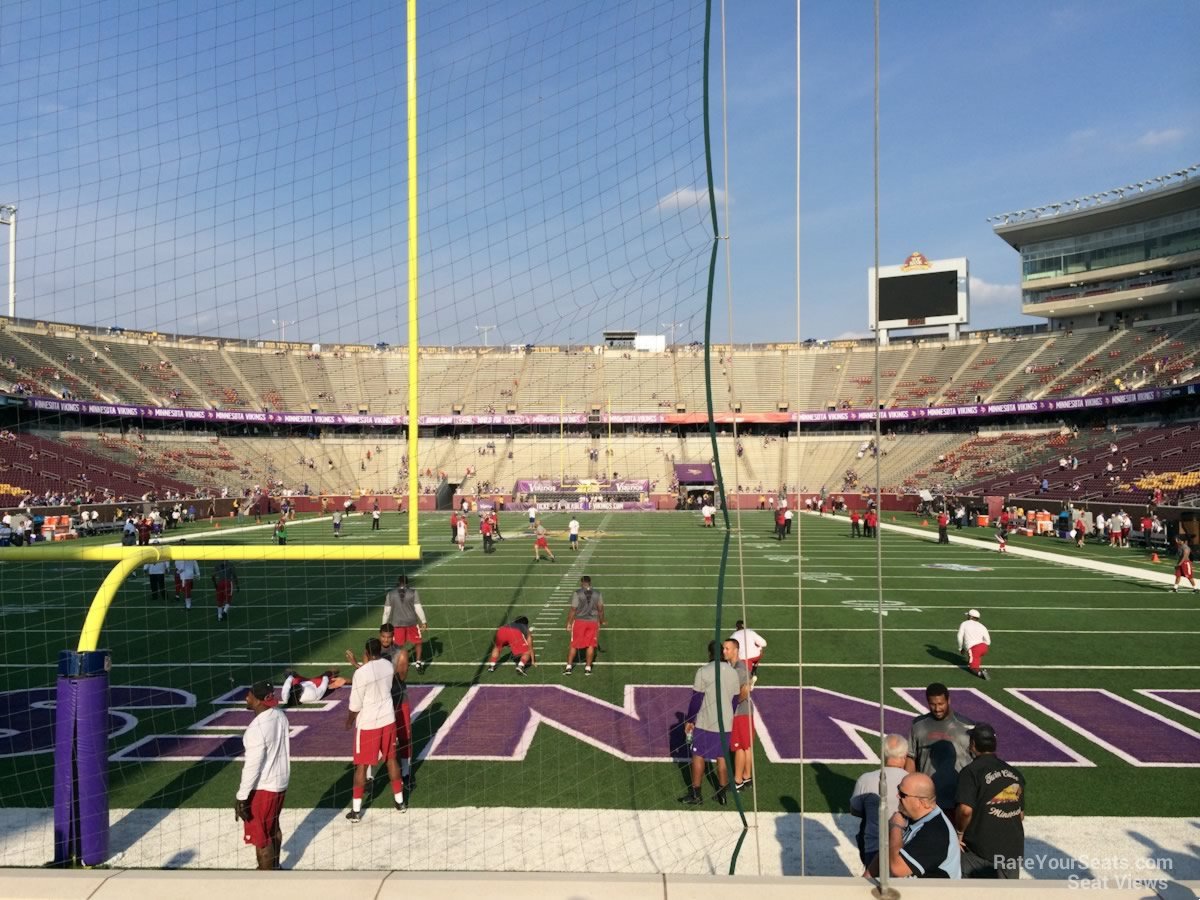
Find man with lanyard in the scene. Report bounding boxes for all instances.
[564,576,605,676]
[906,682,974,813]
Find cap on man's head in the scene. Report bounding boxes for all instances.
[966,608,981,619]
[249,681,278,705]
[971,722,997,751]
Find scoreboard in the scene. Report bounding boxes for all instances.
[868,253,968,331]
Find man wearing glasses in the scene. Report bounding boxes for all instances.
[867,772,961,879]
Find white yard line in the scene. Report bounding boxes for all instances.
[530,514,608,650]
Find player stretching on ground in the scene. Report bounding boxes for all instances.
[382,574,428,671]
[345,638,406,820]
[488,616,536,675]
[564,576,604,676]
[1172,535,1198,593]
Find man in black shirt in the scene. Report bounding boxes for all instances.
[955,723,1025,879]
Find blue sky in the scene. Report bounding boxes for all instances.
[2,1,1198,346]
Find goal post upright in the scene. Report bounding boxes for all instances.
[406,0,420,547]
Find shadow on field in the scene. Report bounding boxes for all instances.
[775,794,853,876]
[281,766,356,868]
[923,643,966,668]
[110,760,228,858]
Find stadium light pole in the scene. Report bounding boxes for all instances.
[0,205,15,318]
[271,318,296,343]
[475,323,495,347]
[661,320,682,347]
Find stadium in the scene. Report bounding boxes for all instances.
[1,2,1199,898]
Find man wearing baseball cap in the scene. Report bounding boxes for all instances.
[235,681,290,869]
[956,609,991,680]
[955,722,1025,878]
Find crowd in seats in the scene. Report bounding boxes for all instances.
[959,423,1200,505]
[5,318,1200,416]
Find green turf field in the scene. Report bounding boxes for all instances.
[1,508,1197,821]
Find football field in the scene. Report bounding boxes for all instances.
[1,508,1198,872]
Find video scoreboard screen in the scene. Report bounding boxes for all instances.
[868,254,968,330]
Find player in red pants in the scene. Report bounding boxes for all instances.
[488,616,536,675]
[956,609,992,680]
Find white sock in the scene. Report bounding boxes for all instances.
[352,797,363,813]
[394,789,404,803]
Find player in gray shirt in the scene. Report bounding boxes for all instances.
[906,683,974,811]
[381,575,428,670]
[564,576,605,675]
[679,639,739,806]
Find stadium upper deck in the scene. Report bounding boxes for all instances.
[2,314,1197,418]
[991,166,1200,329]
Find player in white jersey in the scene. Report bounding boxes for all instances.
[729,619,768,675]
[568,517,581,550]
[173,541,201,609]
[235,681,290,869]
[345,638,406,819]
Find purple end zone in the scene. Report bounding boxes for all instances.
[1014,689,1200,766]
[1139,690,1200,720]
[753,687,914,762]
[428,685,693,760]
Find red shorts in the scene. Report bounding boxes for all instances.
[570,619,600,650]
[353,722,397,765]
[180,579,193,598]
[731,716,754,751]
[1178,561,1194,579]
[174,573,183,591]
[745,655,761,672]
[495,626,530,656]
[394,625,423,645]
[242,789,285,848]
[535,537,548,549]
[215,580,233,605]
[395,699,412,759]
[704,516,713,525]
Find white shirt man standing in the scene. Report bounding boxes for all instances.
[345,638,406,820]
[174,544,200,610]
[956,609,991,680]
[235,681,290,870]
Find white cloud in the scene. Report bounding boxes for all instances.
[657,187,728,212]
[969,276,1020,307]
[834,330,872,340]
[1134,127,1186,149]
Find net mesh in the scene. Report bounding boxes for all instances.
[0,0,749,874]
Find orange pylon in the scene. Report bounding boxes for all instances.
[922,519,929,527]
[1150,552,1159,563]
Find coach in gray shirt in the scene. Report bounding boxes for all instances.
[678,639,739,806]
[906,683,973,811]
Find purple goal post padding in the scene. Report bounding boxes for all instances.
[53,650,111,866]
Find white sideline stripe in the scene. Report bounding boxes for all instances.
[845,512,1184,588]
[0,809,1197,878]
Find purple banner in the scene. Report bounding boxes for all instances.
[24,386,1175,426]
[673,462,714,483]
[515,478,651,493]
